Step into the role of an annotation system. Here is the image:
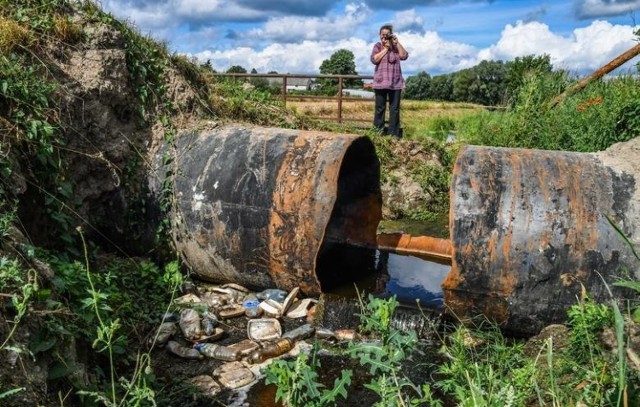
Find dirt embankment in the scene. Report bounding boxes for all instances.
[1,8,202,405]
[0,6,447,404]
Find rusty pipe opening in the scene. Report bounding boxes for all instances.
[316,137,382,291]
[158,125,382,296]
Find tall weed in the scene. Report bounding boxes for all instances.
[456,72,640,152]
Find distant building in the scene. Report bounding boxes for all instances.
[267,77,316,92]
[342,88,375,99]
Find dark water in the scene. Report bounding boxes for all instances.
[321,245,451,310]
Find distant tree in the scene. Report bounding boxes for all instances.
[430,74,454,101]
[452,69,473,102]
[404,71,431,100]
[226,65,247,74]
[318,49,363,94]
[268,70,278,74]
[505,55,553,104]
[250,68,258,74]
[466,60,508,105]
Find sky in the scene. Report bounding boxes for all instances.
[100,0,640,77]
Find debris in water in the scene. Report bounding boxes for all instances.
[166,341,203,360]
[213,361,256,389]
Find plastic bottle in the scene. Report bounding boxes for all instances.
[201,311,218,336]
[179,308,202,340]
[166,341,203,360]
[256,289,287,302]
[151,321,177,347]
[242,294,262,318]
[248,338,293,364]
[194,343,239,362]
[282,324,314,341]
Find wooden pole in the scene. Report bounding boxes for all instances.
[552,43,640,107]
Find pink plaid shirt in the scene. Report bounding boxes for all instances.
[370,42,408,90]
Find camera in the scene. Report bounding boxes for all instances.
[384,32,394,41]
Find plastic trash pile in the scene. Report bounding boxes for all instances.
[150,281,354,395]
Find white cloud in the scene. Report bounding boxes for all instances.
[104,1,638,76]
[243,2,372,42]
[478,20,638,73]
[194,38,370,73]
[171,0,266,21]
[101,0,175,31]
[391,9,426,34]
[398,31,479,74]
[192,19,639,76]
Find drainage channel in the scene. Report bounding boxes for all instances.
[320,242,451,310]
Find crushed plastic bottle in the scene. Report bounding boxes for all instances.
[248,338,293,364]
[282,324,314,341]
[194,343,240,362]
[256,289,287,303]
[166,340,203,360]
[242,293,262,318]
[150,321,177,347]
[201,311,218,336]
[179,308,202,340]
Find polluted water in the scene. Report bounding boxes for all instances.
[322,245,451,309]
[153,241,448,405]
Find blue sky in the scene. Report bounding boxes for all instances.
[101,0,640,76]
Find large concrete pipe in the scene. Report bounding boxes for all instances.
[443,144,639,335]
[160,125,381,296]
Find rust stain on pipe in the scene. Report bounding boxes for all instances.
[444,145,638,335]
[160,125,381,296]
[267,134,344,294]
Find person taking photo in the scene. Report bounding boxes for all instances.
[370,24,408,138]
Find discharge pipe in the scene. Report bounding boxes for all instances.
[443,143,640,335]
[154,125,382,296]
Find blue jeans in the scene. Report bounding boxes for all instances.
[373,89,402,137]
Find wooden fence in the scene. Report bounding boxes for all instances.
[214,73,375,124]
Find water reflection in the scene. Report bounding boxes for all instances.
[320,244,450,310]
[375,251,449,308]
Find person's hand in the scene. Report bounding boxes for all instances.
[392,35,398,45]
[382,37,391,49]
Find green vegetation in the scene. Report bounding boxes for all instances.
[317,49,364,95]
[265,295,441,407]
[265,342,353,407]
[1,1,639,406]
[263,292,640,407]
[405,55,554,106]
[456,73,639,152]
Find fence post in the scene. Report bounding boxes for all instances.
[337,77,344,123]
[282,76,288,108]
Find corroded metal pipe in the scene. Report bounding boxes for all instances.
[376,233,452,262]
[158,125,381,296]
[443,145,639,335]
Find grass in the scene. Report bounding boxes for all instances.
[286,97,483,138]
